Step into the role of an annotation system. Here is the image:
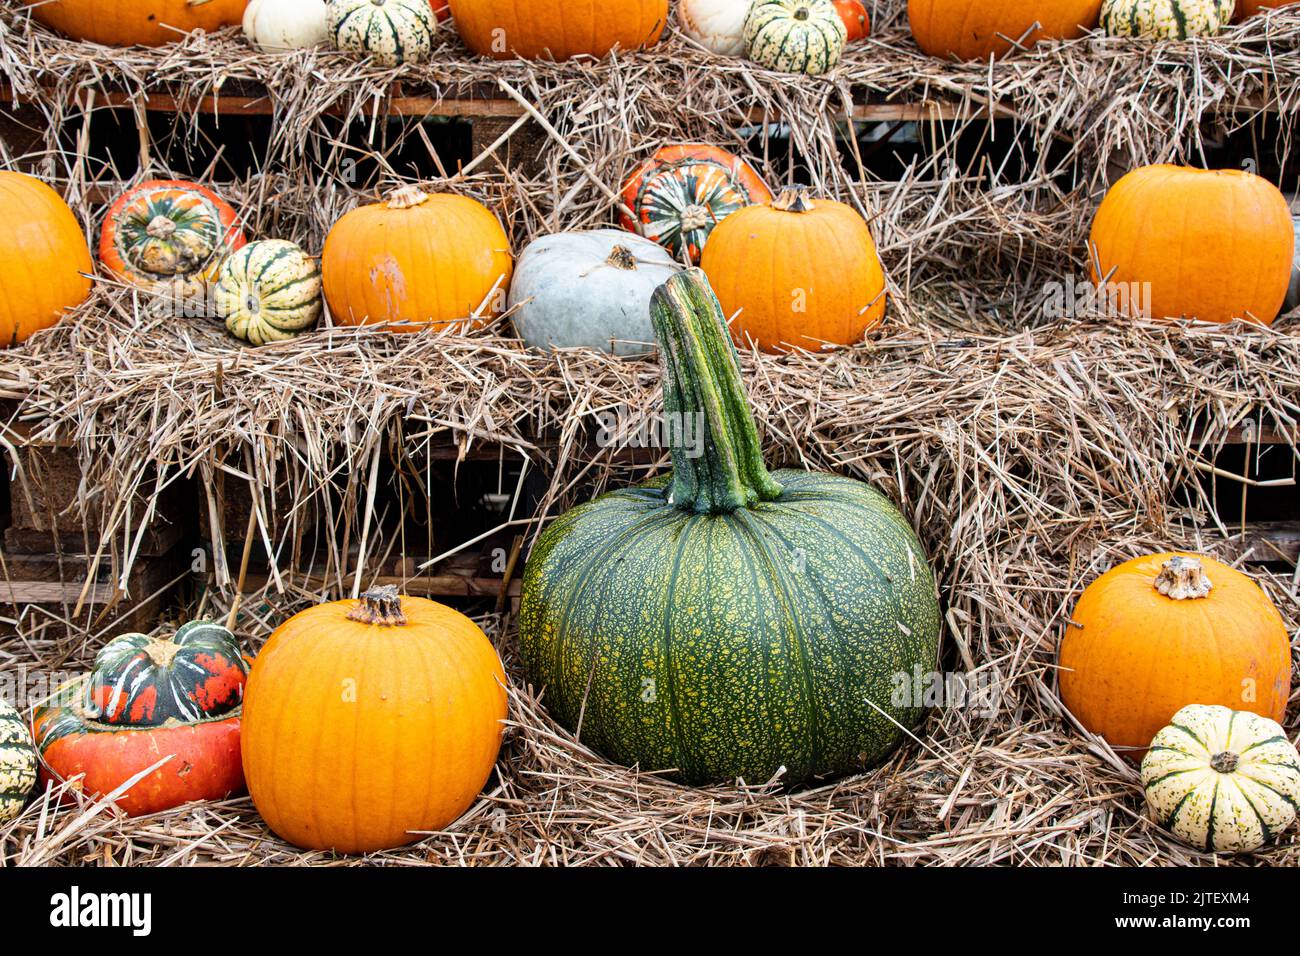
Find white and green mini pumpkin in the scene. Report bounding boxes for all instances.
[327,0,435,66]
[215,239,323,346]
[0,700,37,824]
[1142,704,1300,854]
[1100,0,1234,38]
[745,0,846,75]
[508,230,681,355]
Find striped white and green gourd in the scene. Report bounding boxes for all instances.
[215,239,323,346]
[1141,704,1300,854]
[1100,0,1235,38]
[0,700,37,824]
[327,0,435,66]
[744,0,847,75]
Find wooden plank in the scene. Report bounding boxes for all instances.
[1215,521,1300,564]
[11,81,1266,125]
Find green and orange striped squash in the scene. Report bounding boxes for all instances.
[518,269,941,787]
[34,622,248,817]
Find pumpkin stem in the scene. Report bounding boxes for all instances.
[605,245,638,270]
[679,203,715,233]
[771,187,816,214]
[1153,556,1212,600]
[1210,751,1239,774]
[650,269,783,515]
[386,185,431,210]
[143,638,182,668]
[347,585,409,627]
[146,215,177,239]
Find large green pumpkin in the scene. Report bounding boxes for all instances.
[519,269,941,786]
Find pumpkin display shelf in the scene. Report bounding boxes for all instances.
[0,0,1299,868]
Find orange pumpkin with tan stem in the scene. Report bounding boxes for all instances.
[1059,554,1292,760]
[24,0,247,46]
[1089,166,1294,326]
[447,0,668,60]
[908,0,1101,59]
[700,187,886,353]
[321,186,513,331]
[242,586,507,853]
[0,171,93,348]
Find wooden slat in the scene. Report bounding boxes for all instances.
[9,81,1245,125]
[1215,521,1300,564]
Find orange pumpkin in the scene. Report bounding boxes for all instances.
[447,0,668,60]
[1238,0,1300,18]
[700,187,886,353]
[1089,165,1294,326]
[908,0,1101,59]
[24,0,247,47]
[0,172,93,348]
[834,0,871,41]
[241,586,508,853]
[321,186,513,332]
[1059,554,1292,760]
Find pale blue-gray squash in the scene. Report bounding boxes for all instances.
[507,230,681,356]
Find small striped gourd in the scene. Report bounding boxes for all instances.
[216,239,323,346]
[327,0,435,66]
[745,0,847,75]
[1142,704,1300,853]
[0,700,37,823]
[1100,0,1234,36]
[518,269,941,787]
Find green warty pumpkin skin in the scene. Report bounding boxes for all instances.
[519,469,940,786]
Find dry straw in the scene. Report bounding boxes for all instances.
[0,2,1297,865]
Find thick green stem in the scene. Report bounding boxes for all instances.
[650,269,783,514]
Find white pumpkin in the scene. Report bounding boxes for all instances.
[244,0,330,51]
[0,700,37,824]
[1142,704,1300,854]
[327,0,436,66]
[679,0,752,55]
[507,230,681,356]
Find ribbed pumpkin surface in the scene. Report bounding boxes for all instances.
[25,0,247,46]
[328,0,436,66]
[322,188,512,331]
[745,0,847,75]
[216,239,323,345]
[242,590,507,853]
[1088,166,1294,325]
[0,171,93,348]
[448,0,668,60]
[908,0,1101,59]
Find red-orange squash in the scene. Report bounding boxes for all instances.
[1238,0,1300,17]
[1088,165,1294,325]
[447,0,668,60]
[241,586,508,853]
[908,0,1102,59]
[99,179,246,293]
[834,0,870,41]
[1059,554,1292,760]
[321,186,512,331]
[24,0,247,47]
[0,171,93,348]
[700,187,886,353]
[34,622,248,816]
